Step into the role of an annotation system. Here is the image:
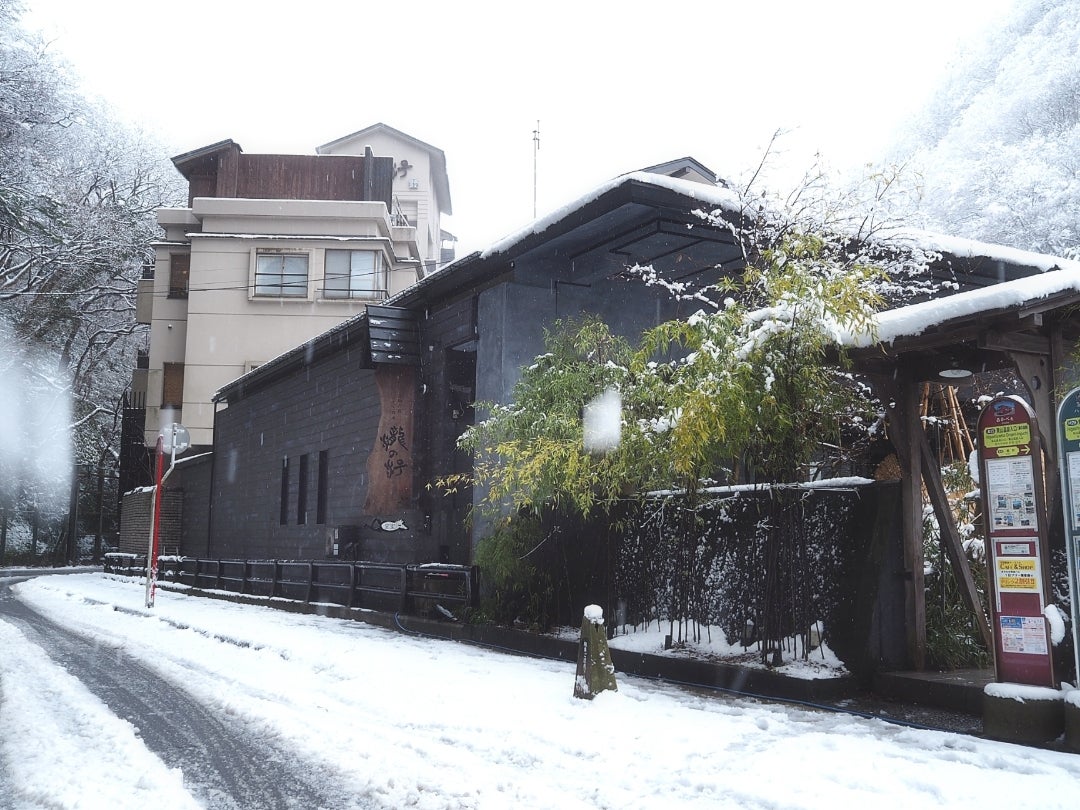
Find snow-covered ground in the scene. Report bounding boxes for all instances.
[4,572,1080,809]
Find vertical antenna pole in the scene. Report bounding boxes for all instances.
[533,119,540,219]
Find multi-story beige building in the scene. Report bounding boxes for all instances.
[133,123,452,451]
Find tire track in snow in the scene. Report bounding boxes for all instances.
[0,576,362,810]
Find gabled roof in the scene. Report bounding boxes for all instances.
[214,173,744,404]
[476,172,742,262]
[171,139,241,179]
[638,157,726,187]
[213,170,1076,404]
[317,122,452,215]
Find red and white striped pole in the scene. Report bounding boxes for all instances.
[144,435,165,608]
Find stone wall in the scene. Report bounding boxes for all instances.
[118,488,183,557]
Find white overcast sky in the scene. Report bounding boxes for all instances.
[25,0,1016,255]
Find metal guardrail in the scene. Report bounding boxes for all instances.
[103,553,145,573]
[103,553,478,615]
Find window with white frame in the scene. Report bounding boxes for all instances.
[254,253,309,297]
[323,250,385,299]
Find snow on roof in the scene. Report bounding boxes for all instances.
[174,452,213,466]
[480,171,742,260]
[876,226,1075,272]
[216,166,1080,402]
[841,262,1080,348]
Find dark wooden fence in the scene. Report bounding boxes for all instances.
[103,553,478,615]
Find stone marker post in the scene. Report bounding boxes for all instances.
[574,604,618,699]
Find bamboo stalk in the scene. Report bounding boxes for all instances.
[949,385,976,458]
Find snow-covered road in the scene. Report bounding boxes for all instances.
[3,572,1080,810]
[1,576,355,808]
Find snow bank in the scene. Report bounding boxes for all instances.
[9,574,1080,809]
[984,681,1065,703]
[608,623,847,681]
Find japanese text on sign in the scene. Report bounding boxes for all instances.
[983,423,1031,449]
[1065,416,1080,442]
[997,558,1039,591]
[999,615,1049,655]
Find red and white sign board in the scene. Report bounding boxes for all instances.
[977,396,1055,687]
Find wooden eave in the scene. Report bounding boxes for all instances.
[846,287,1080,381]
[171,140,240,180]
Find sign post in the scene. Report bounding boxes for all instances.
[144,436,165,609]
[144,423,190,609]
[1056,387,1080,684]
[977,395,1055,686]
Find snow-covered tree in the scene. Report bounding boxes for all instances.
[0,1,182,560]
[890,0,1080,257]
[449,222,885,648]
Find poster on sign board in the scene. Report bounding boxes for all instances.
[985,456,1038,531]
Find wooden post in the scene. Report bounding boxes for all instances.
[918,431,994,651]
[901,375,927,670]
[875,370,927,670]
[574,605,618,699]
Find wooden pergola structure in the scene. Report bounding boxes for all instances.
[845,274,1080,670]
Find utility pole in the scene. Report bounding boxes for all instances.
[146,423,189,608]
[66,462,80,565]
[533,120,540,219]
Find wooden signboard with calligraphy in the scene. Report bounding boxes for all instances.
[364,364,416,515]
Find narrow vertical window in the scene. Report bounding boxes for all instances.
[316,450,329,525]
[279,457,290,525]
[168,254,190,299]
[162,362,185,410]
[297,453,309,525]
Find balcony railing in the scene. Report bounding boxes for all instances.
[391,196,412,228]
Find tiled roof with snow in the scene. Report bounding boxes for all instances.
[841,262,1080,348]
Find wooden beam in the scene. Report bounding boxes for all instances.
[979,329,1050,356]
[877,371,993,665]
[877,371,927,670]
[1044,317,1068,548]
[1012,351,1054,466]
[870,323,984,354]
[1019,292,1080,319]
[917,430,994,652]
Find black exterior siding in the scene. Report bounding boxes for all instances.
[211,347,381,560]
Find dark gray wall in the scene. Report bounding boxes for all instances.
[118,488,183,556]
[211,344,435,562]
[171,453,212,557]
[466,269,696,548]
[475,274,689,407]
[206,254,725,564]
[418,297,477,564]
